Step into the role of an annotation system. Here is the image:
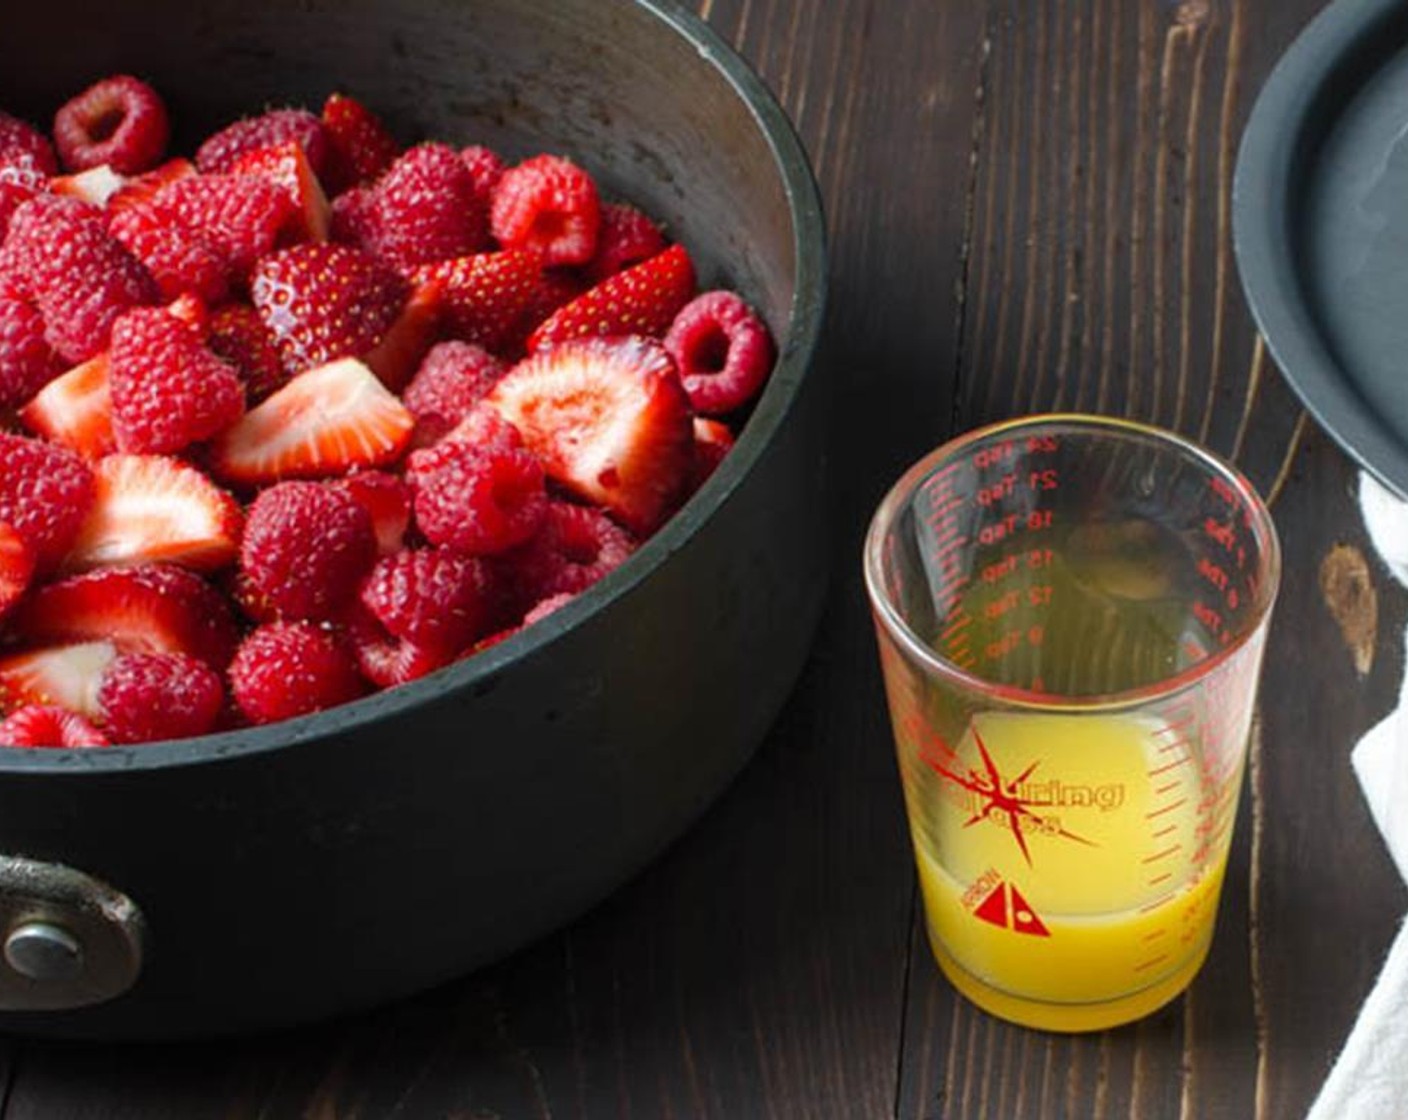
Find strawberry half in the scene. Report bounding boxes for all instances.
[18,353,116,459]
[10,564,239,668]
[409,249,539,353]
[527,244,695,351]
[64,454,244,572]
[0,520,34,621]
[232,141,331,243]
[360,278,441,392]
[320,93,399,194]
[106,157,195,213]
[484,336,692,533]
[0,640,116,719]
[50,164,128,207]
[208,357,415,485]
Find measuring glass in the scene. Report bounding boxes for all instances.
[864,414,1279,1032]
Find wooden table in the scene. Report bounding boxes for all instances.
[5,1,1400,1116]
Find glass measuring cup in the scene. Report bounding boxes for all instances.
[863,414,1280,1032]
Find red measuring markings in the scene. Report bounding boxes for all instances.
[924,727,1095,865]
[970,878,1051,937]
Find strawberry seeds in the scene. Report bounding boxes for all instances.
[0,77,777,747]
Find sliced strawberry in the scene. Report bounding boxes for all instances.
[250,243,407,377]
[0,520,34,621]
[18,352,116,459]
[232,141,331,243]
[527,244,695,351]
[689,416,736,489]
[10,564,239,668]
[208,357,415,485]
[409,249,539,353]
[106,157,195,213]
[0,640,116,718]
[334,470,411,556]
[360,278,441,392]
[320,93,399,194]
[50,164,128,207]
[0,705,108,748]
[64,454,243,572]
[484,336,693,533]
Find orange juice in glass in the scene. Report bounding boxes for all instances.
[864,415,1278,1032]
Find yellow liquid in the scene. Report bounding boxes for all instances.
[909,710,1235,1032]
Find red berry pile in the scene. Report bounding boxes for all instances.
[0,77,777,748]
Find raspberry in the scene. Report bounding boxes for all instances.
[0,433,94,570]
[108,199,232,304]
[585,203,667,283]
[490,154,601,267]
[459,145,505,204]
[359,547,496,654]
[0,298,60,408]
[329,185,377,246]
[152,173,294,276]
[52,75,170,175]
[229,622,366,724]
[334,470,411,555]
[0,156,46,242]
[109,305,244,454]
[240,481,377,621]
[522,591,576,626]
[402,341,505,444]
[97,651,224,744]
[195,108,329,179]
[207,304,287,402]
[413,442,547,556]
[356,143,489,273]
[404,406,524,486]
[250,243,406,376]
[5,194,158,363]
[344,602,452,688]
[508,500,635,602]
[0,111,57,176]
[0,705,108,748]
[664,290,774,415]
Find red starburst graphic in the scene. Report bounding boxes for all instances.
[923,726,1095,865]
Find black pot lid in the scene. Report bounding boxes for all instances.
[1235,0,1408,498]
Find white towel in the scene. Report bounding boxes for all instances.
[1307,473,1408,1119]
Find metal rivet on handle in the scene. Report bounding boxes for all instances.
[4,920,84,982]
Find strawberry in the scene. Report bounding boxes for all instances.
[208,357,415,485]
[0,112,57,176]
[664,289,774,415]
[52,76,169,175]
[195,108,330,180]
[229,621,366,725]
[239,481,376,621]
[584,203,667,284]
[64,454,243,572]
[0,520,34,621]
[10,563,239,668]
[108,198,232,304]
[206,303,287,402]
[402,340,504,444]
[108,303,244,454]
[689,416,736,488]
[320,93,399,194]
[0,297,61,408]
[18,352,116,459]
[250,243,406,376]
[106,157,195,213]
[50,164,129,207]
[359,547,497,655]
[232,141,331,243]
[490,153,601,267]
[527,244,695,351]
[0,640,115,719]
[334,470,411,555]
[360,277,441,393]
[409,249,539,353]
[97,651,223,744]
[4,194,158,363]
[0,432,95,570]
[151,173,294,277]
[484,336,693,533]
[0,705,108,748]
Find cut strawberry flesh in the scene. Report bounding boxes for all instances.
[18,352,116,460]
[63,454,243,572]
[0,640,116,719]
[209,357,415,485]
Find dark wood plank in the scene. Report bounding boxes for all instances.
[1,3,988,1118]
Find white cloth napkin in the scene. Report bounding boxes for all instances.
[1307,472,1408,1119]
